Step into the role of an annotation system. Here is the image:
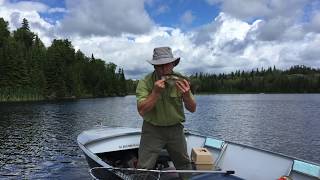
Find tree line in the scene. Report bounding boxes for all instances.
[189,65,320,93]
[0,18,127,102]
[122,65,320,95]
[1,18,319,102]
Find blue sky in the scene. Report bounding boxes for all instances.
[145,0,221,29]
[1,0,320,79]
[9,0,221,29]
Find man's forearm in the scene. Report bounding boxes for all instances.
[183,93,196,112]
[137,91,160,116]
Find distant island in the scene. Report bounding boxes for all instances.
[1,18,319,102]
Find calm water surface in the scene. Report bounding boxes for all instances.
[0,94,320,179]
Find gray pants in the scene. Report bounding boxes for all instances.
[137,121,191,170]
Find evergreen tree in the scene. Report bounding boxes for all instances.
[0,17,129,101]
[188,65,320,93]
[105,62,117,95]
[118,68,127,95]
[74,50,87,96]
[45,39,74,98]
[0,18,10,47]
[30,35,46,92]
[0,18,10,87]
[13,18,34,49]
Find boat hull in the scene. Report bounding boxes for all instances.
[78,127,320,180]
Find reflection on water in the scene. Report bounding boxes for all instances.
[0,97,141,179]
[186,94,320,164]
[0,94,319,179]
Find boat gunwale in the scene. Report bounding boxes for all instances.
[78,126,320,178]
[77,126,140,146]
[77,139,111,168]
[185,130,320,179]
[185,130,320,168]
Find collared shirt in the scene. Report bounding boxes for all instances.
[136,71,194,126]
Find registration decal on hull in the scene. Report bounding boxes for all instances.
[118,143,139,149]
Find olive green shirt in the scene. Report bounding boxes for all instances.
[136,71,194,126]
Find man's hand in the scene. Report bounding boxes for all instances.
[153,79,166,95]
[175,79,196,112]
[137,79,165,116]
[175,79,190,95]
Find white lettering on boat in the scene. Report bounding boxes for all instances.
[118,144,139,149]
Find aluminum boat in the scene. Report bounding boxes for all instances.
[77,127,320,180]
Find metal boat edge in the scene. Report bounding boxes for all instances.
[77,126,320,180]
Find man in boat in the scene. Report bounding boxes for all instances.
[136,46,197,171]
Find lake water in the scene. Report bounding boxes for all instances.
[0,94,320,179]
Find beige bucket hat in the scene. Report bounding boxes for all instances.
[147,47,180,66]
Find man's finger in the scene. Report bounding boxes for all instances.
[159,83,165,88]
[183,79,190,86]
[178,79,188,88]
[178,80,190,92]
[175,81,183,90]
[177,81,187,89]
[156,80,165,86]
[176,82,187,93]
[159,81,165,86]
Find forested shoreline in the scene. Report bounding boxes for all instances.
[125,65,320,95]
[189,65,320,94]
[0,18,127,102]
[1,17,320,102]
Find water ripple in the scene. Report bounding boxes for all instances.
[0,94,319,179]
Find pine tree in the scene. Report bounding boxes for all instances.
[45,39,69,98]
[0,18,10,88]
[13,18,34,49]
[30,35,46,92]
[0,18,10,47]
[118,68,127,95]
[0,17,131,101]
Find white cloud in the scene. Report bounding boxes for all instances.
[0,1,54,46]
[144,0,156,7]
[282,24,305,41]
[48,7,68,14]
[206,0,307,21]
[58,0,154,37]
[1,0,320,79]
[205,0,221,6]
[68,13,290,78]
[68,27,194,79]
[212,13,250,46]
[180,10,196,25]
[310,11,320,32]
[5,1,48,12]
[203,0,317,41]
[255,17,291,41]
[299,34,320,63]
[222,0,270,19]
[155,4,169,15]
[187,12,320,74]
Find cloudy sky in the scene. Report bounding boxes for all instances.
[1,0,320,79]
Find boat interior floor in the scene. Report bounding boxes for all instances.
[95,148,244,180]
[97,148,173,170]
